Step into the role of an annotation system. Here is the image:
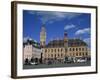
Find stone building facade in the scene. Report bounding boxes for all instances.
[23,25,90,64]
[23,38,41,64]
[40,26,90,64]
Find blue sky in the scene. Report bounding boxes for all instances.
[23,10,91,47]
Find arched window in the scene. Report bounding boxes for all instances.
[73,48,74,51]
[86,52,88,56]
[69,48,71,51]
[58,49,59,52]
[61,53,63,57]
[55,49,56,52]
[82,48,84,51]
[55,54,56,57]
[51,49,53,52]
[76,48,78,51]
[58,54,59,57]
[76,53,78,56]
[61,48,63,52]
[79,48,81,51]
[82,52,84,56]
[79,52,81,56]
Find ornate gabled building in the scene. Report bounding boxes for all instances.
[23,38,41,64]
[23,25,90,64]
[41,26,90,64]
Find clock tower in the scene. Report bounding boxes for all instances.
[40,24,46,47]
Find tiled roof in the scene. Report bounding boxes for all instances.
[45,39,87,48]
[23,39,41,49]
[23,38,88,48]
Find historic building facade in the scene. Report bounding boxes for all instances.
[23,38,41,64]
[40,25,90,64]
[23,25,90,64]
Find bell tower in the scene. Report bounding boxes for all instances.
[40,24,46,47]
[64,31,68,57]
[64,31,68,47]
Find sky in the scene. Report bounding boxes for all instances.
[23,10,91,47]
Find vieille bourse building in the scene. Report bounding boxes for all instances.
[23,25,90,64]
[40,25,90,64]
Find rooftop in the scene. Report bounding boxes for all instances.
[23,38,88,48]
[45,39,87,48]
[23,38,41,49]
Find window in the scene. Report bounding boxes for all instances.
[58,49,59,52]
[69,48,71,51]
[55,54,56,57]
[79,48,81,51]
[82,48,84,51]
[73,48,74,51]
[55,49,56,52]
[79,52,81,56]
[51,49,53,52]
[86,52,88,56]
[82,52,84,56]
[76,53,78,56]
[76,48,78,51]
[58,54,59,57]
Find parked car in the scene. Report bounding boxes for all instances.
[77,59,87,63]
[30,62,38,65]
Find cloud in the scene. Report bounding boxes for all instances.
[64,24,76,30]
[83,38,91,47]
[28,11,81,24]
[75,28,90,35]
